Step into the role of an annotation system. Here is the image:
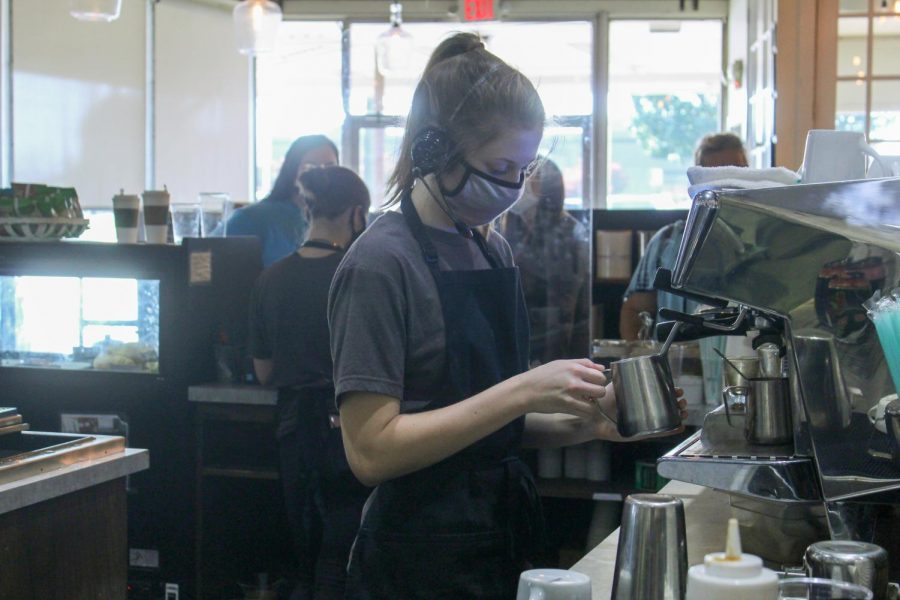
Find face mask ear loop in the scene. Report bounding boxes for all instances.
[415,171,473,239]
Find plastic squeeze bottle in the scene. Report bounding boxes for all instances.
[685,518,779,600]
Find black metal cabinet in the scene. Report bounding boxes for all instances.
[0,238,261,597]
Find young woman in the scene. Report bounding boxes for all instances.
[328,34,686,598]
[227,135,339,267]
[248,166,369,599]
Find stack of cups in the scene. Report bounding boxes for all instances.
[199,192,230,237]
[112,190,141,243]
[142,188,170,244]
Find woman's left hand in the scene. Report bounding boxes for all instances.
[588,385,689,442]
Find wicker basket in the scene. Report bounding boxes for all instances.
[0,217,90,241]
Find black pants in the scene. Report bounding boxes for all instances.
[278,426,369,600]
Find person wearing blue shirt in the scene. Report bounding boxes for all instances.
[227,135,339,267]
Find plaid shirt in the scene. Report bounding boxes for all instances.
[624,220,697,315]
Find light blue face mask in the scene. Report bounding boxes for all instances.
[441,160,526,227]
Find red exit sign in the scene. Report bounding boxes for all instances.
[463,0,495,21]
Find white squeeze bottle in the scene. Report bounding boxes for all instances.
[685,518,779,600]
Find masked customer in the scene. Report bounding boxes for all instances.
[328,33,687,599]
[228,135,339,267]
[501,158,591,365]
[249,166,370,600]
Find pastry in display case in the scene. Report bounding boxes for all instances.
[0,275,159,372]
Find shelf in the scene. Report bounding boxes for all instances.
[201,466,279,480]
[535,477,642,502]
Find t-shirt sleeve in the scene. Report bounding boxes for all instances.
[624,225,671,298]
[247,279,271,360]
[328,265,407,403]
[225,207,257,237]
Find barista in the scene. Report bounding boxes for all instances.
[329,33,687,598]
[248,166,370,599]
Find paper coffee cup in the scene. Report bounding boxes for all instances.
[112,192,140,244]
[142,189,170,244]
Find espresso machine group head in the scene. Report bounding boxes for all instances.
[656,179,900,575]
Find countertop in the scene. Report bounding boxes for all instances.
[188,382,277,405]
[571,480,733,599]
[0,447,148,515]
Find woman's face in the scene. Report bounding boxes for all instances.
[297,145,339,177]
[442,127,542,190]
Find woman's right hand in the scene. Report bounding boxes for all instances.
[514,359,608,419]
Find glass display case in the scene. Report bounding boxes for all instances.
[0,275,160,372]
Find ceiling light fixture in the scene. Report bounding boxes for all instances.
[69,0,122,22]
[376,3,415,77]
[233,0,282,56]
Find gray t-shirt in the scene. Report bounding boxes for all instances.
[328,210,514,411]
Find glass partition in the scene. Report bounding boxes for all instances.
[0,275,160,373]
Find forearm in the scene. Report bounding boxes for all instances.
[341,375,528,486]
[521,382,617,448]
[521,413,597,449]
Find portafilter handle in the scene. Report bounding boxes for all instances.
[656,306,753,343]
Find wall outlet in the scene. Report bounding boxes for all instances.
[164,583,179,600]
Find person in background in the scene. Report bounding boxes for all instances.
[228,135,339,267]
[329,33,686,598]
[248,166,370,600]
[619,132,749,340]
[500,158,591,365]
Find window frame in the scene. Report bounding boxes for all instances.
[835,0,900,146]
[256,7,730,209]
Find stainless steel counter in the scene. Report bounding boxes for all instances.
[571,481,733,598]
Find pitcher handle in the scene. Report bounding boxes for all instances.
[722,385,746,428]
[861,140,888,178]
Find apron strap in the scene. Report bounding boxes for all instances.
[400,192,502,272]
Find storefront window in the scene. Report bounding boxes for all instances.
[606,20,723,210]
[254,21,344,200]
[835,1,900,155]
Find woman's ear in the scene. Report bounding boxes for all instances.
[355,205,368,229]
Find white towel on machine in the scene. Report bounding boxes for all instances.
[686,165,801,199]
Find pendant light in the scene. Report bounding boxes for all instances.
[69,0,122,22]
[233,0,283,56]
[376,2,414,77]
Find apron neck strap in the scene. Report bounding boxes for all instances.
[401,192,501,271]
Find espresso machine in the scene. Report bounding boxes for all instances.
[655,178,900,577]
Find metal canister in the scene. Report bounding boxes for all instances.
[804,540,890,600]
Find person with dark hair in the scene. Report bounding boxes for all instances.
[328,33,686,598]
[500,158,591,365]
[694,132,749,167]
[228,135,339,267]
[248,166,370,600]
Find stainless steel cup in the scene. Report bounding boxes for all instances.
[724,377,793,445]
[611,494,687,600]
[745,377,793,445]
[804,540,889,600]
[611,354,681,438]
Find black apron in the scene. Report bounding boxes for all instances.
[343,194,548,599]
